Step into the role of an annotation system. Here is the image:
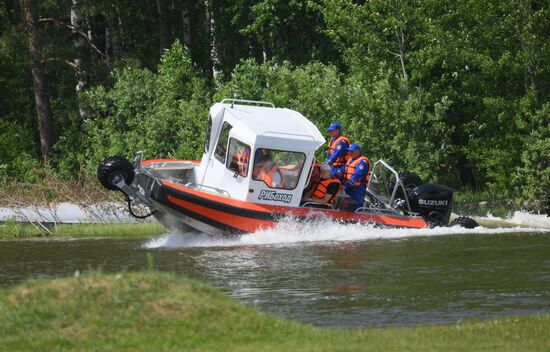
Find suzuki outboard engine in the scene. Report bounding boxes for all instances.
[408,184,453,227]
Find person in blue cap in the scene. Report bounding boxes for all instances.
[325,122,350,177]
[336,143,371,208]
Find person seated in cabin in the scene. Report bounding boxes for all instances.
[325,122,351,177]
[252,148,283,188]
[230,145,250,176]
[303,162,321,195]
[252,148,269,178]
[336,143,370,209]
[302,163,341,205]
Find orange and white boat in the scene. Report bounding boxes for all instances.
[98,99,471,236]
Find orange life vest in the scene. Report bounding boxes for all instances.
[312,178,341,203]
[237,147,250,175]
[327,135,351,168]
[256,164,283,188]
[344,156,370,186]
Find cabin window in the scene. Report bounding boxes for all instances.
[204,115,212,153]
[252,149,306,190]
[214,122,232,163]
[226,138,251,177]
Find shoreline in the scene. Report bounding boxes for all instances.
[2,208,549,240]
[0,222,166,239]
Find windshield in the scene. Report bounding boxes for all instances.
[252,149,305,190]
[214,122,232,163]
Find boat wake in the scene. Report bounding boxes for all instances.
[472,210,550,229]
[143,211,550,249]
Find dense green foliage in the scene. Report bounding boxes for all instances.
[1,271,549,351]
[0,0,548,210]
[82,41,209,171]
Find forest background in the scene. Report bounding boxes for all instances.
[0,0,548,212]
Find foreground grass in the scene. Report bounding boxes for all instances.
[0,272,548,352]
[0,222,165,239]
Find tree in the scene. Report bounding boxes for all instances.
[70,0,88,120]
[22,0,53,163]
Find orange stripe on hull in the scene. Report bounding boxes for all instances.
[161,181,428,229]
[280,207,428,228]
[166,195,276,233]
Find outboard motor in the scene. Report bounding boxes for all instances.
[408,184,453,227]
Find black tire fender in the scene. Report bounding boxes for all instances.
[97,156,135,191]
[393,172,423,200]
[399,172,423,191]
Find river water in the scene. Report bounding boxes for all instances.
[1,213,549,328]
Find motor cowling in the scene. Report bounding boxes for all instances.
[408,184,453,227]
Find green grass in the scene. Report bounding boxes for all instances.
[0,271,548,352]
[0,222,166,239]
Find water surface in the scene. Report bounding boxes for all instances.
[1,218,549,327]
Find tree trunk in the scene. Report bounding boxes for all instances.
[105,18,121,64]
[156,0,171,55]
[71,0,87,120]
[395,26,408,81]
[260,25,270,63]
[185,1,197,61]
[457,156,477,190]
[22,0,54,163]
[392,0,408,81]
[181,4,192,54]
[204,0,220,81]
[105,24,113,63]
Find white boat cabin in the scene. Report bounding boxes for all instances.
[195,99,325,206]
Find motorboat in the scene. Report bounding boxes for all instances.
[98,99,477,235]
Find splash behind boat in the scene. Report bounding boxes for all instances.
[98,99,476,235]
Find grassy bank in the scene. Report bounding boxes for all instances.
[2,177,545,216]
[0,176,121,207]
[0,222,165,239]
[0,271,548,352]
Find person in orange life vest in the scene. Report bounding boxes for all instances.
[235,145,250,175]
[252,148,283,188]
[326,122,350,177]
[336,143,370,208]
[302,163,341,204]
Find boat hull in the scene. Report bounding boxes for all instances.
[147,179,428,235]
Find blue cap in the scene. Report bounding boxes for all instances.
[327,122,341,131]
[348,143,361,152]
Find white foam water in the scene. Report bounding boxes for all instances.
[474,210,550,229]
[143,212,550,249]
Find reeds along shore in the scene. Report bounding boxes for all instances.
[0,222,165,239]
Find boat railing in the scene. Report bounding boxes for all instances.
[300,201,331,209]
[184,183,231,198]
[221,98,275,108]
[261,131,316,140]
[354,206,401,215]
[134,151,143,173]
[366,160,413,214]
